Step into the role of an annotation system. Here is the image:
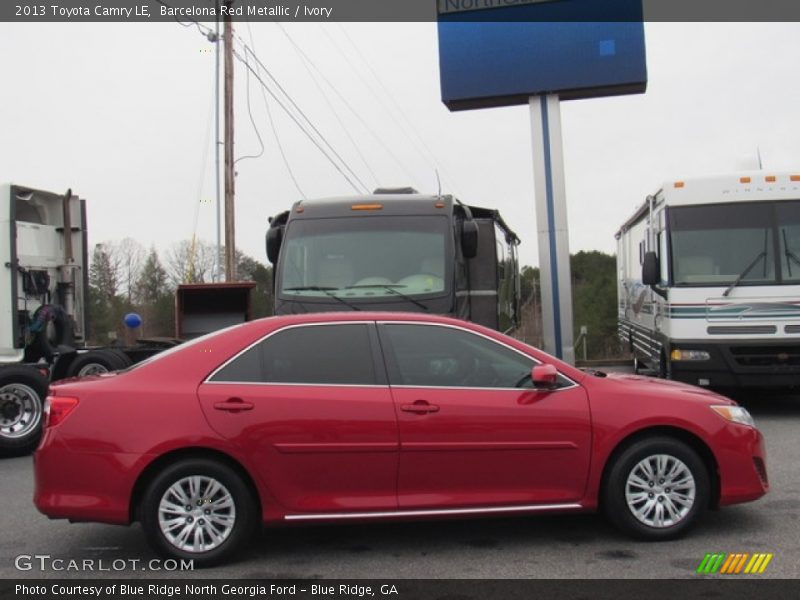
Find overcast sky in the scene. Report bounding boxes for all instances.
[1,21,799,270]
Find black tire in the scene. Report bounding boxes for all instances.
[658,351,671,379]
[140,458,257,567]
[31,304,73,360]
[0,365,49,456]
[107,349,134,369]
[65,349,126,378]
[603,436,709,541]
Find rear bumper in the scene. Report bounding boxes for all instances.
[33,430,143,525]
[715,424,768,506]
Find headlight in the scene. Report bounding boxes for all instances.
[711,405,756,428]
[671,349,711,361]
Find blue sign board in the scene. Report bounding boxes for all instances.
[437,0,647,110]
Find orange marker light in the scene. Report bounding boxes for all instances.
[765,175,776,182]
[740,176,751,184]
[351,203,383,211]
[791,175,800,182]
[674,181,685,188]
[435,202,445,208]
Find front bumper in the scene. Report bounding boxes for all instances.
[715,423,768,506]
[669,340,800,388]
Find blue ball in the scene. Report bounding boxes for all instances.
[123,312,143,329]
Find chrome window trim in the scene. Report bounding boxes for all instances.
[204,319,579,391]
[284,502,583,521]
[377,320,579,391]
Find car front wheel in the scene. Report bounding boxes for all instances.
[603,437,709,540]
[140,458,257,566]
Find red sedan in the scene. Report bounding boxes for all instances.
[34,313,768,565]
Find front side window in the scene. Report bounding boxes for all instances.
[210,324,377,385]
[380,323,537,389]
[279,216,449,299]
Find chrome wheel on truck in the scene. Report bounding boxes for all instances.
[0,365,48,456]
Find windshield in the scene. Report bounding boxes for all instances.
[669,200,800,286]
[279,216,450,299]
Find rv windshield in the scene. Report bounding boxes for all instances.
[279,216,450,299]
[669,200,800,286]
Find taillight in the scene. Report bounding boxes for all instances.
[44,395,79,428]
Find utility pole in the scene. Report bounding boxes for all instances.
[223,0,236,281]
[214,4,222,281]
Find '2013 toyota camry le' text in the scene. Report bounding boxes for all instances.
[34,313,768,565]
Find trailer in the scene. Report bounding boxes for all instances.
[265,189,521,332]
[616,171,800,388]
[0,185,254,455]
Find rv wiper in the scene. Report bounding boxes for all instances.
[722,251,767,297]
[346,284,429,311]
[782,229,800,277]
[284,286,361,311]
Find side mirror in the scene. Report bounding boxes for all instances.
[642,251,660,286]
[531,364,558,390]
[461,220,478,259]
[266,226,283,264]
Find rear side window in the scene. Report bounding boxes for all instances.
[210,324,378,385]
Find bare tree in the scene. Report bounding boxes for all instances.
[116,238,146,302]
[165,239,219,286]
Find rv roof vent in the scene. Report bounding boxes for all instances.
[373,187,418,195]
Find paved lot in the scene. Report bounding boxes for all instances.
[1,388,798,580]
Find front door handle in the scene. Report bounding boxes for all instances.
[400,400,440,414]
[213,398,254,412]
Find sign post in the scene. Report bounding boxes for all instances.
[529,94,574,362]
[437,1,647,362]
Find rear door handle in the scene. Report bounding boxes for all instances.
[400,400,440,414]
[213,398,254,412]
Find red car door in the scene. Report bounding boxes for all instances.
[198,323,399,513]
[378,323,592,510]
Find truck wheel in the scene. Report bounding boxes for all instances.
[107,349,133,369]
[65,349,127,378]
[603,437,709,540]
[658,351,671,379]
[0,365,49,456]
[140,458,257,567]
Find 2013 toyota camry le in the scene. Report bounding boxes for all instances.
[34,312,768,566]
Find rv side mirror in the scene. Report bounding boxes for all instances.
[266,226,283,264]
[642,251,660,285]
[461,220,479,259]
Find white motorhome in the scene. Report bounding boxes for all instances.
[616,171,800,388]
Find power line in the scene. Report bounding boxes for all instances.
[245,23,306,199]
[276,23,379,189]
[234,35,370,193]
[165,12,369,195]
[332,24,465,196]
[233,39,266,165]
[155,0,214,38]
[232,47,366,194]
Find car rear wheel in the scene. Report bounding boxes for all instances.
[140,458,257,567]
[603,437,709,540]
